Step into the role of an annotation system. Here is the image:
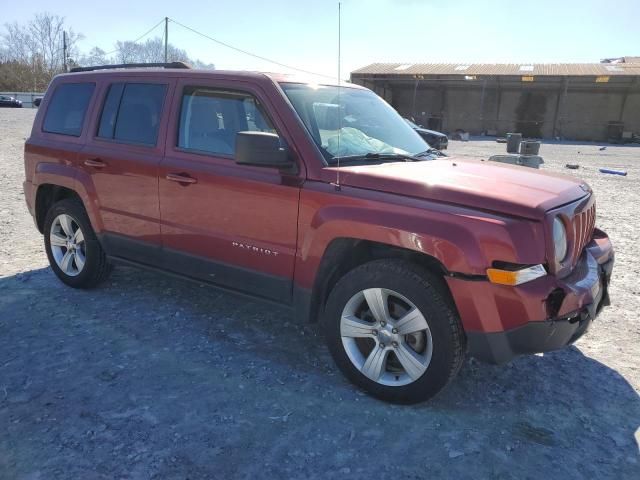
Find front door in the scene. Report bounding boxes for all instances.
[158,79,302,302]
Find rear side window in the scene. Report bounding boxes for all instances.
[177,87,275,156]
[43,83,95,136]
[97,83,167,146]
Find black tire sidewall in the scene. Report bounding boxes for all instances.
[43,199,105,288]
[324,260,462,403]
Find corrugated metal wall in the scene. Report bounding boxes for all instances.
[352,76,640,142]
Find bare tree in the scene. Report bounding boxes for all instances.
[0,13,83,90]
[1,16,214,91]
[112,37,192,64]
[83,37,213,68]
[82,46,109,66]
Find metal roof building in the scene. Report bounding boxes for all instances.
[351,61,640,141]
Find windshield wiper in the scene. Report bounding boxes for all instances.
[331,152,418,164]
[415,148,447,158]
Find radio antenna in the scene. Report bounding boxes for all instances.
[335,1,342,190]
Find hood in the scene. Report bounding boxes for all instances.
[327,157,589,219]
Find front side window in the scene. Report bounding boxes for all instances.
[178,87,275,156]
[43,83,95,136]
[280,83,428,163]
[97,83,167,146]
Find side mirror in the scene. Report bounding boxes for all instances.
[235,131,293,169]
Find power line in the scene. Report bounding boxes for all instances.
[103,18,165,56]
[168,17,334,79]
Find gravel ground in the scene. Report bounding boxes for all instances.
[1,108,638,479]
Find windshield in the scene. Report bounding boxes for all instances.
[280,83,429,163]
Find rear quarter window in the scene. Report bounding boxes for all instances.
[42,83,95,136]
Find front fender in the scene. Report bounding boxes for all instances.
[294,185,545,289]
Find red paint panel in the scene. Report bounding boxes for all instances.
[158,155,300,278]
[158,77,301,280]
[294,181,546,290]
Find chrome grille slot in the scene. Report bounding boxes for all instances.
[572,203,596,262]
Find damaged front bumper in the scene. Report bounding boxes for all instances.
[448,229,615,364]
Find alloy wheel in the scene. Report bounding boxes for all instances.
[340,288,433,386]
[49,213,86,277]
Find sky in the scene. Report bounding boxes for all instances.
[3,0,640,80]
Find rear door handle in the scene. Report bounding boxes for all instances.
[84,158,107,168]
[166,173,197,185]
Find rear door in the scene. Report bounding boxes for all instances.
[79,77,175,264]
[158,78,303,302]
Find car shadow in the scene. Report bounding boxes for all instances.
[1,264,638,477]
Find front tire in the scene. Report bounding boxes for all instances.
[324,259,465,403]
[44,198,112,288]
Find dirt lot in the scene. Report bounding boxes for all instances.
[1,108,638,479]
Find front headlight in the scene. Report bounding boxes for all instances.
[553,217,568,263]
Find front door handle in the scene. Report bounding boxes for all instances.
[84,158,107,168]
[166,173,197,185]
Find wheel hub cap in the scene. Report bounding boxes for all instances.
[378,326,396,346]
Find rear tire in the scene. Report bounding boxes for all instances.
[323,259,465,403]
[44,198,112,288]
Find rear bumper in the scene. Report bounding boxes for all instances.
[447,229,614,364]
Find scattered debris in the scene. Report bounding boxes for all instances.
[489,154,543,169]
[506,132,523,153]
[513,421,557,447]
[448,449,464,459]
[599,146,607,151]
[565,163,580,169]
[451,129,469,141]
[599,168,628,176]
[520,140,541,156]
[268,411,293,422]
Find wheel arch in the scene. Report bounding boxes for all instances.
[300,237,454,324]
[33,162,102,234]
[35,184,82,233]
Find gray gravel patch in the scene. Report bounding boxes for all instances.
[1,109,638,479]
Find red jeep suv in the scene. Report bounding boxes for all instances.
[23,63,614,403]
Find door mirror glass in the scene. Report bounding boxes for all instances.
[235,131,292,169]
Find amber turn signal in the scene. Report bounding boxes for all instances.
[486,264,547,286]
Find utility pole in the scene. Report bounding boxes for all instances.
[164,17,169,63]
[63,31,68,72]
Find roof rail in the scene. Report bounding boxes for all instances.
[69,61,191,73]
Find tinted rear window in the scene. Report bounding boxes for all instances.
[43,83,95,136]
[97,83,167,146]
